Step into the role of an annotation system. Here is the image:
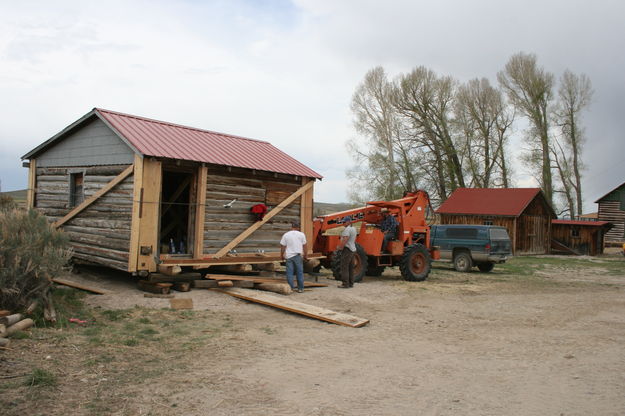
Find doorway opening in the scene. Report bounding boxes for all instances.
[160,170,194,256]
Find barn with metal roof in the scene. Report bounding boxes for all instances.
[22,108,322,274]
[436,188,556,255]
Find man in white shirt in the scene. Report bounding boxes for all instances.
[280,222,308,293]
[337,216,357,288]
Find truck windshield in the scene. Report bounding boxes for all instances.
[489,228,509,240]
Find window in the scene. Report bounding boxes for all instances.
[571,227,580,238]
[484,220,493,225]
[446,228,478,239]
[70,172,84,207]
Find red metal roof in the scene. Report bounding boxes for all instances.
[95,108,322,179]
[552,220,611,227]
[436,188,545,217]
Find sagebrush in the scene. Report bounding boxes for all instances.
[0,209,71,311]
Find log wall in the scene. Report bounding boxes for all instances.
[35,165,133,271]
[598,201,625,243]
[551,224,605,256]
[203,166,303,254]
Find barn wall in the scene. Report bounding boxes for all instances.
[551,224,604,256]
[516,196,553,255]
[598,201,625,243]
[36,117,134,167]
[34,164,133,271]
[203,166,303,254]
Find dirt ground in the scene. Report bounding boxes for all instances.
[2,251,625,416]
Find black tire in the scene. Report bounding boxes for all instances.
[366,264,386,277]
[331,244,368,282]
[312,264,322,273]
[399,243,431,281]
[477,262,495,272]
[453,252,473,272]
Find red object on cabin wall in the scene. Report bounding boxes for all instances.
[250,203,268,221]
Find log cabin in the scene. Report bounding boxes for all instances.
[22,108,322,275]
[436,188,556,255]
[595,182,625,245]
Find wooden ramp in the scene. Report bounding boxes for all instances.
[205,274,328,288]
[213,288,369,328]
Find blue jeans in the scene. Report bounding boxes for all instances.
[285,254,304,290]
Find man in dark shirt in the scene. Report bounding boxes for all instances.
[380,209,398,252]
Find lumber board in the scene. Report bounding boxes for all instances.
[52,278,112,295]
[160,253,325,267]
[54,164,134,228]
[203,274,327,287]
[194,165,208,258]
[213,180,315,258]
[213,288,369,328]
[27,159,36,209]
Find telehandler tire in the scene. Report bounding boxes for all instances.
[399,243,431,281]
[331,244,368,283]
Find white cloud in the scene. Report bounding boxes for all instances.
[1,0,624,210]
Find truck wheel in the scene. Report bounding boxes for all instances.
[477,262,494,272]
[331,244,368,282]
[453,252,473,272]
[400,243,431,281]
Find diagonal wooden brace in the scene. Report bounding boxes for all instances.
[212,180,314,258]
[53,165,134,228]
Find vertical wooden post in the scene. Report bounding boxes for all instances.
[138,158,162,272]
[128,155,162,273]
[128,155,143,272]
[194,165,208,258]
[26,159,36,209]
[300,177,314,253]
[512,217,518,255]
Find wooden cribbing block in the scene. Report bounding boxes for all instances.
[173,282,191,292]
[158,264,182,276]
[232,280,255,288]
[213,288,369,328]
[170,298,193,310]
[0,310,11,318]
[137,280,172,294]
[192,280,220,289]
[217,280,233,287]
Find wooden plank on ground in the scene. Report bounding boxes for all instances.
[213,288,369,328]
[204,274,327,287]
[52,278,112,295]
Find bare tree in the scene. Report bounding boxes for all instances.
[553,70,593,216]
[391,67,465,201]
[455,78,514,188]
[348,67,421,202]
[498,53,555,204]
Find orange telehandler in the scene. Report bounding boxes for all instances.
[312,190,440,282]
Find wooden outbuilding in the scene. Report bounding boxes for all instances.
[595,182,625,244]
[436,188,556,255]
[22,108,322,275]
[551,220,612,256]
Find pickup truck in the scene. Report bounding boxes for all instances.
[430,224,512,272]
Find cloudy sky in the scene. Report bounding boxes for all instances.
[1,0,623,211]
